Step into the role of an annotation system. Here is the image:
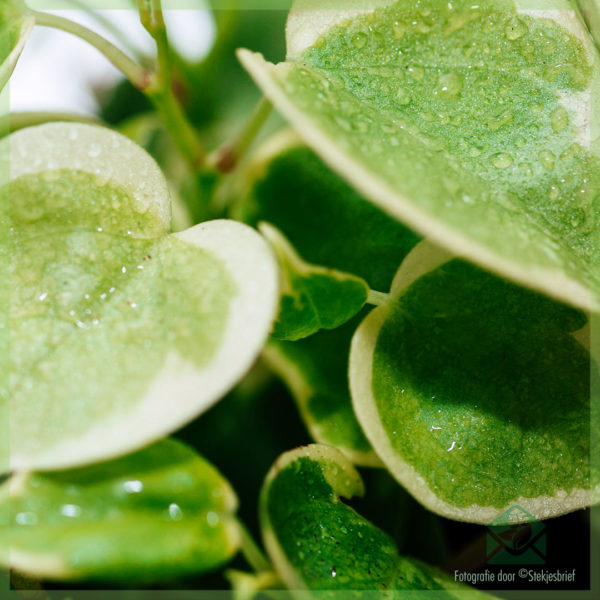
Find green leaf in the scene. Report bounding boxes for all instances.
[260,444,488,597]
[351,241,599,524]
[260,222,368,341]
[0,439,240,582]
[236,131,420,292]
[3,122,279,472]
[264,312,378,466]
[578,0,600,51]
[239,0,600,311]
[0,0,33,91]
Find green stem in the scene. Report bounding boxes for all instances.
[0,112,100,137]
[238,522,271,574]
[367,290,390,306]
[32,11,152,91]
[61,0,144,59]
[137,0,206,168]
[149,90,205,168]
[210,97,273,173]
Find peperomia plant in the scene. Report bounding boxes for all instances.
[0,0,598,595]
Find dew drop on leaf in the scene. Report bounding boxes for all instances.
[505,17,528,41]
[491,152,513,169]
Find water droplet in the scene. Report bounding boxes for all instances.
[486,109,514,132]
[16,512,38,526]
[505,17,528,41]
[408,66,425,81]
[123,480,143,493]
[514,136,527,148]
[61,504,82,518]
[437,72,463,101]
[519,38,535,59]
[351,32,367,49]
[168,503,183,521]
[491,152,513,169]
[206,511,220,527]
[530,103,543,115]
[393,20,407,39]
[551,106,569,132]
[396,87,412,105]
[520,162,533,177]
[540,33,557,56]
[549,186,560,201]
[331,567,337,578]
[468,145,483,158]
[539,150,555,171]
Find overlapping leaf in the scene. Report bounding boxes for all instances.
[0,0,33,91]
[264,313,378,466]
[1,439,240,581]
[260,444,488,597]
[351,242,599,523]
[260,222,368,341]
[239,0,600,311]
[3,122,279,472]
[237,136,418,464]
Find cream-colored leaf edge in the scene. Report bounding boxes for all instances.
[12,219,279,471]
[0,12,34,92]
[6,124,280,470]
[350,240,599,524]
[2,441,242,579]
[237,0,600,313]
[262,343,381,467]
[260,444,364,593]
[5,122,171,234]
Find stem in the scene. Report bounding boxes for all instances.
[367,290,390,306]
[61,0,144,60]
[238,522,271,573]
[137,0,206,168]
[32,11,152,91]
[0,112,99,137]
[210,97,273,173]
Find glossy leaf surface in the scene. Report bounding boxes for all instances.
[4,123,279,471]
[1,439,240,582]
[351,243,598,523]
[240,0,600,311]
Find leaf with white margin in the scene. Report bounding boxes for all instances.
[260,444,489,597]
[351,240,599,524]
[0,438,240,582]
[0,0,33,91]
[239,0,600,312]
[264,312,379,467]
[3,122,279,472]
[577,0,600,50]
[259,222,369,341]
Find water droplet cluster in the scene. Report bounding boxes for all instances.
[6,169,235,454]
[282,0,599,290]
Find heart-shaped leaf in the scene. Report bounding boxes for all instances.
[3,122,279,472]
[1,438,240,582]
[0,1,33,91]
[264,312,378,466]
[260,444,489,596]
[239,0,600,311]
[236,131,420,292]
[351,241,599,524]
[260,222,368,341]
